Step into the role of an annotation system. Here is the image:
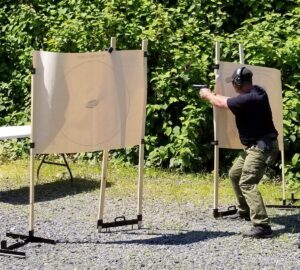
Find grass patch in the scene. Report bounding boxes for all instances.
[0,158,299,207]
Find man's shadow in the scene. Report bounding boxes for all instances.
[0,177,108,205]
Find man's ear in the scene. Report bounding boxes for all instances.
[233,82,242,91]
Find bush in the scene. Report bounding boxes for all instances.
[0,1,299,183]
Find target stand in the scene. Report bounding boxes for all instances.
[0,37,148,257]
[211,41,287,218]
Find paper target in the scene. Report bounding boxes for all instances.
[51,59,129,146]
[215,61,283,150]
[32,50,146,154]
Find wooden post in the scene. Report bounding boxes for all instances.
[97,149,109,232]
[97,37,115,232]
[29,148,35,232]
[137,39,148,228]
[239,44,245,65]
[281,150,286,204]
[29,55,35,233]
[213,41,220,212]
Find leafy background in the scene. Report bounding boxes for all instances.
[0,0,299,186]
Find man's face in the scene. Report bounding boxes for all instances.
[232,82,242,93]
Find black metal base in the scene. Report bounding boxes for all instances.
[266,194,300,209]
[0,245,26,258]
[97,215,142,231]
[0,231,56,258]
[213,206,237,218]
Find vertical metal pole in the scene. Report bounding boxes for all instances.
[239,44,245,65]
[97,37,115,232]
[213,41,220,213]
[281,149,286,205]
[137,39,148,228]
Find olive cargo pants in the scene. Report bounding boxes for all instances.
[229,140,279,226]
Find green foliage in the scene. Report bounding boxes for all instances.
[283,85,300,188]
[0,0,299,183]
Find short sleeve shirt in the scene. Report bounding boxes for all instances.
[227,85,278,146]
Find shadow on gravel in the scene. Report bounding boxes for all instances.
[102,230,236,245]
[0,177,107,205]
[271,213,300,234]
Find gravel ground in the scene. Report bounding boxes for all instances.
[0,177,300,270]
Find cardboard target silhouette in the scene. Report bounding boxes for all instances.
[32,50,146,154]
[214,61,283,150]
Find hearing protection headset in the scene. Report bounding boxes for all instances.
[233,67,245,87]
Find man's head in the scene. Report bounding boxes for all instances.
[226,67,253,93]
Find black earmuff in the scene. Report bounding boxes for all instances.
[233,67,245,86]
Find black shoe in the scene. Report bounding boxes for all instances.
[242,225,273,238]
[227,212,251,221]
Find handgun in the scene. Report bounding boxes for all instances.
[192,84,208,90]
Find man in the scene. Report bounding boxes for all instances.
[199,66,279,238]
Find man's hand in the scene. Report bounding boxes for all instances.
[199,88,212,100]
[193,83,229,108]
[199,88,229,109]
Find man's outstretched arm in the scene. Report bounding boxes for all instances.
[199,88,229,109]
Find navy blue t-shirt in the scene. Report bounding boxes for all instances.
[227,85,278,146]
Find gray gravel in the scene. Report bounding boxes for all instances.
[0,178,300,270]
